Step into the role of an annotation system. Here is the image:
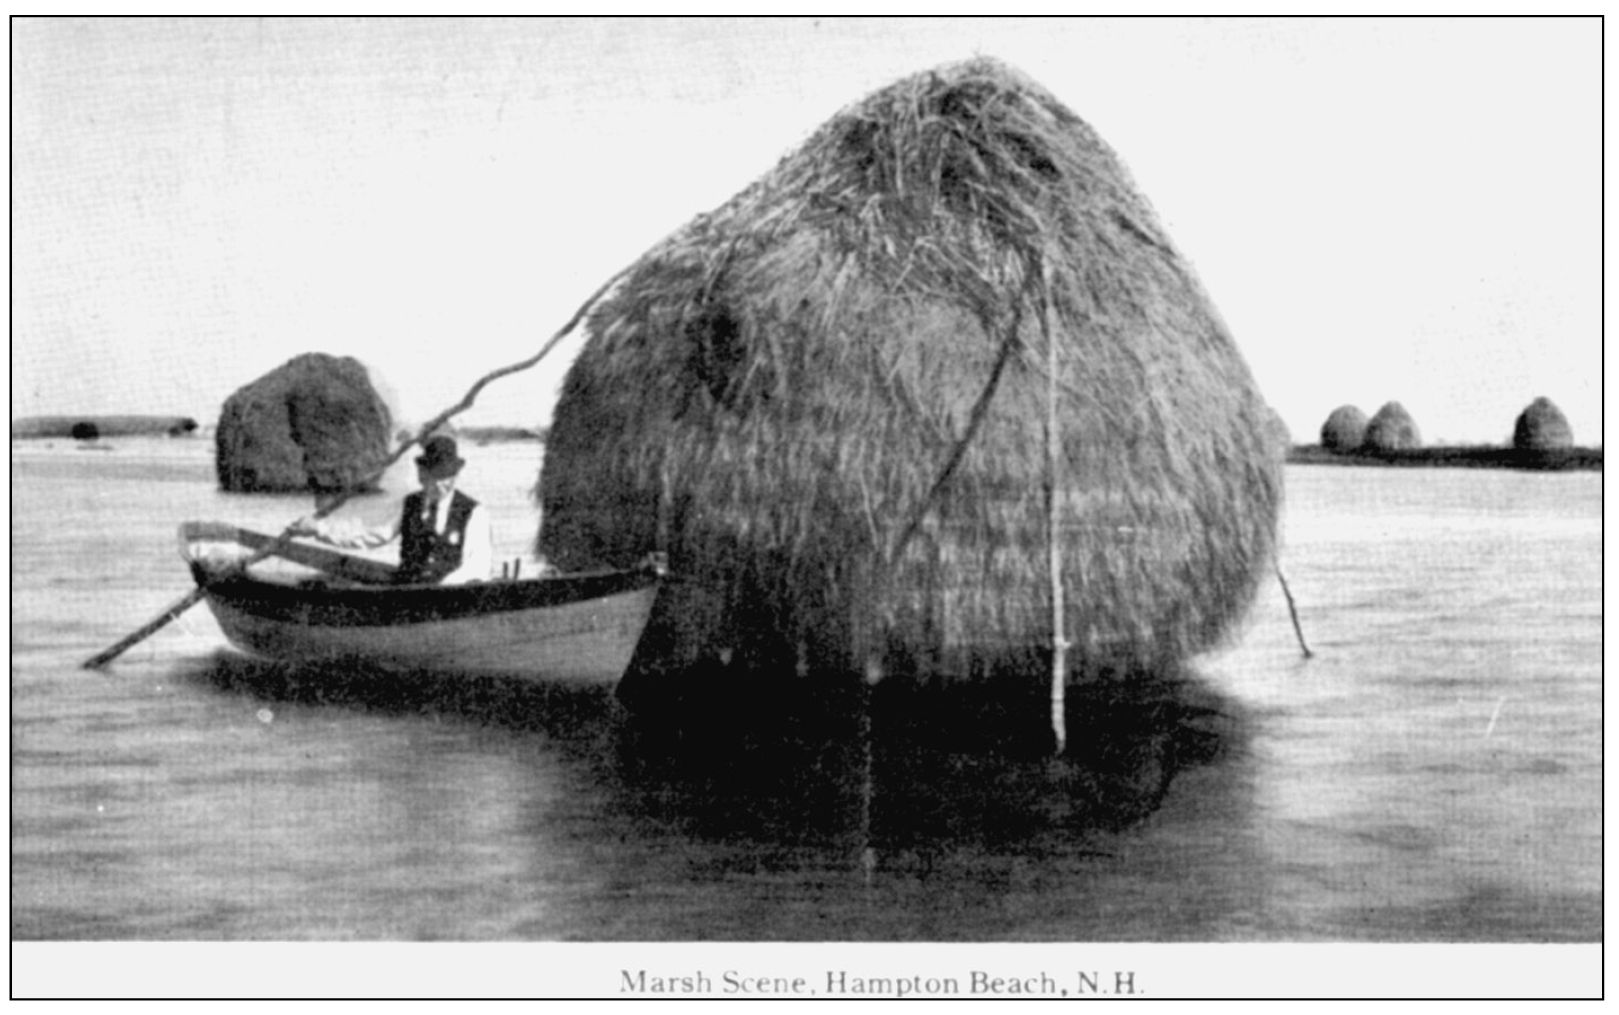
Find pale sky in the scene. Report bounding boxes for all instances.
[10,16,1604,446]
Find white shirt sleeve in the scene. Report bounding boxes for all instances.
[440,503,494,585]
[304,512,401,550]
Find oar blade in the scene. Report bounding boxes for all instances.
[81,587,208,669]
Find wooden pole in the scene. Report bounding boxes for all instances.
[82,267,630,670]
[858,679,877,887]
[1042,261,1068,756]
[1276,562,1314,659]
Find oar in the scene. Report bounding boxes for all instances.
[82,268,630,670]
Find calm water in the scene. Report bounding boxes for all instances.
[10,438,1601,952]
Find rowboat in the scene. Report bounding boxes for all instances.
[179,521,664,682]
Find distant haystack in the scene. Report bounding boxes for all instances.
[538,58,1284,703]
[1319,405,1368,452]
[1362,401,1421,452]
[215,353,392,493]
[1512,396,1574,451]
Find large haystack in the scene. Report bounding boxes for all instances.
[1319,404,1368,452]
[215,353,392,493]
[539,58,1284,700]
[1362,400,1421,452]
[1512,396,1574,451]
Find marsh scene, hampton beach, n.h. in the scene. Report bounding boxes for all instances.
[11,17,1600,1001]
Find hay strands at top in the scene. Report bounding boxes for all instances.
[81,267,634,670]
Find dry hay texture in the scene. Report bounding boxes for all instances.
[1512,396,1574,451]
[539,59,1285,692]
[1319,404,1368,452]
[1362,400,1421,452]
[215,353,392,493]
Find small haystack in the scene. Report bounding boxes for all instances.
[1512,396,1574,451]
[1319,405,1368,452]
[215,353,392,493]
[539,58,1284,702]
[1362,401,1421,452]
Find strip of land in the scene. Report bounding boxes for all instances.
[1288,444,1601,471]
[11,415,198,439]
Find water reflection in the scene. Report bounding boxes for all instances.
[187,653,1244,836]
[174,650,1266,940]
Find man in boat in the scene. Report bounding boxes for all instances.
[291,435,494,585]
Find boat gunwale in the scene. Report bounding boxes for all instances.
[189,562,663,629]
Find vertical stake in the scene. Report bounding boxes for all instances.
[1042,261,1068,756]
[859,673,877,887]
[1276,562,1314,659]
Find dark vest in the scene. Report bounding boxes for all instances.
[396,490,478,585]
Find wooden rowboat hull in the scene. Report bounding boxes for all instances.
[181,522,662,683]
[195,572,659,682]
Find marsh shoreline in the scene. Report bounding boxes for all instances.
[1287,444,1601,471]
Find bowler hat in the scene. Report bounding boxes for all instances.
[415,435,465,477]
